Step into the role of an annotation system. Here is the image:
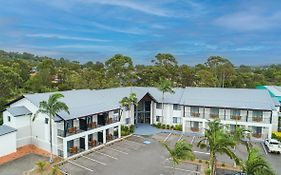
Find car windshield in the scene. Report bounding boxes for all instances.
[270,142,280,145]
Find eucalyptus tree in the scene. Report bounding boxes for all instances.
[33,93,69,162]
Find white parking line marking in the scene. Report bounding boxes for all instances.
[68,160,94,172]
[94,151,118,160]
[82,155,107,166]
[60,169,70,175]
[117,142,139,150]
[177,134,183,142]
[193,150,210,155]
[261,143,268,155]
[164,166,200,174]
[164,133,172,142]
[125,139,144,146]
[191,136,195,144]
[107,147,129,155]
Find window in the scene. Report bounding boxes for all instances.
[173,104,181,110]
[253,110,263,117]
[190,121,199,128]
[8,116,11,122]
[45,118,49,124]
[173,117,181,124]
[210,108,219,115]
[190,107,199,113]
[125,118,130,124]
[230,109,240,116]
[156,103,162,109]
[190,107,200,117]
[156,116,161,122]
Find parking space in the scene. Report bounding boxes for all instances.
[60,134,201,175]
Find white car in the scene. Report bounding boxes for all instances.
[264,138,281,154]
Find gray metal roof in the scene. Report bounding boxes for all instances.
[265,86,281,97]
[0,125,17,136]
[6,106,32,117]
[23,87,276,121]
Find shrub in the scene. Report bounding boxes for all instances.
[156,123,161,128]
[199,159,202,163]
[205,168,211,175]
[166,124,170,129]
[174,124,182,131]
[221,162,225,167]
[272,132,281,142]
[129,125,135,133]
[170,125,174,130]
[161,124,166,129]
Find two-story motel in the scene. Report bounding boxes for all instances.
[0,87,279,158]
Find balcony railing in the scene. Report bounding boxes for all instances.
[190,127,200,132]
[191,112,200,117]
[252,116,263,122]
[252,133,262,138]
[230,115,241,120]
[210,114,219,119]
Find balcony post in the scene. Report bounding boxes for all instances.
[85,135,88,151]
[63,139,68,159]
[118,124,121,138]
[103,129,106,144]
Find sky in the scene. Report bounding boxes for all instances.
[1,0,281,65]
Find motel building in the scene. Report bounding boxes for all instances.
[0,87,280,159]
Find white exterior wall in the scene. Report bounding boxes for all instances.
[0,132,16,156]
[2,98,55,154]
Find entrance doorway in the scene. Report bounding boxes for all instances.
[136,93,154,124]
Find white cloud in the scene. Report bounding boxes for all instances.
[214,11,281,31]
[26,33,109,42]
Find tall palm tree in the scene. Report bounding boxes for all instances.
[242,148,275,175]
[197,119,240,175]
[157,78,174,121]
[33,93,69,162]
[162,140,195,175]
[120,92,138,110]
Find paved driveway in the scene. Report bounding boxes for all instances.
[0,154,48,175]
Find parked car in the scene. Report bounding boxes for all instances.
[264,138,281,154]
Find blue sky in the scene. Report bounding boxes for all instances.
[1,0,281,65]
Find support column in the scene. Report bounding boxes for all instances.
[85,135,88,151]
[268,125,272,139]
[103,129,106,144]
[202,121,206,134]
[63,139,68,159]
[118,124,121,138]
[182,119,185,132]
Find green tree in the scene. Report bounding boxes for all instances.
[157,78,174,120]
[120,93,138,110]
[241,148,275,175]
[162,140,195,175]
[35,160,49,175]
[197,119,240,175]
[33,93,69,162]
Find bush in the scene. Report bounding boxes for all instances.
[272,132,281,142]
[170,125,174,130]
[199,159,202,163]
[174,124,182,131]
[166,124,170,129]
[156,123,161,128]
[221,162,225,167]
[161,124,166,129]
[129,125,135,133]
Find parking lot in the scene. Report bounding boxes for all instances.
[60,135,201,175]
[153,132,281,175]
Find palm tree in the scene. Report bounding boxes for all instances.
[241,147,275,175]
[35,160,48,174]
[157,78,174,121]
[120,92,138,110]
[197,119,240,175]
[233,126,252,152]
[162,140,195,175]
[33,93,69,162]
[49,165,63,175]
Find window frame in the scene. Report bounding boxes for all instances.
[156,103,163,109]
[173,104,181,111]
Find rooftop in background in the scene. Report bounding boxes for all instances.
[20,87,276,121]
[0,125,17,136]
[256,86,281,102]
